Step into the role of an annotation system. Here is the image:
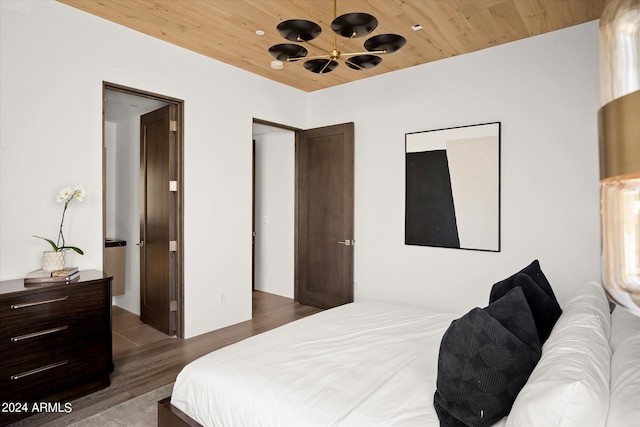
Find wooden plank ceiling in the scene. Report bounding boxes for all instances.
[57,0,605,92]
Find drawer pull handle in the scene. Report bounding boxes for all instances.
[11,325,69,342]
[10,360,69,380]
[10,296,68,310]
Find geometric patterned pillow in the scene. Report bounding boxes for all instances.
[434,288,541,427]
[490,273,561,344]
[489,260,562,344]
[485,287,541,355]
[508,260,559,302]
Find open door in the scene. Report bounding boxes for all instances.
[140,104,178,335]
[296,122,354,308]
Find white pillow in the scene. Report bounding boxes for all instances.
[505,282,611,427]
[555,281,611,340]
[609,305,640,352]
[607,308,640,427]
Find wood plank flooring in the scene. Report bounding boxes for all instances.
[7,291,322,427]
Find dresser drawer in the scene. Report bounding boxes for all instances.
[0,272,113,424]
[0,283,108,341]
[0,340,112,402]
[0,312,110,368]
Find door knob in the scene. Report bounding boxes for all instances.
[337,240,353,246]
[136,241,144,247]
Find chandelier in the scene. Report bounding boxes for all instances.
[268,0,406,74]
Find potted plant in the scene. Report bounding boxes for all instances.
[34,185,86,270]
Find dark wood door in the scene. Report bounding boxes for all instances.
[296,122,354,309]
[140,105,176,335]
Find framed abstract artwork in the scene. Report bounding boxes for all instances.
[405,122,501,252]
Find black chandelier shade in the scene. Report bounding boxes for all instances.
[364,34,407,53]
[304,59,339,74]
[331,13,378,38]
[268,43,309,61]
[268,0,406,74]
[364,34,407,54]
[277,19,322,42]
[346,54,382,70]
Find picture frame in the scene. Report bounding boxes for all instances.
[405,122,501,252]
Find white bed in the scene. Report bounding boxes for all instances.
[168,281,640,427]
[171,301,471,426]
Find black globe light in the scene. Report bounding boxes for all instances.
[364,34,407,54]
[276,19,322,42]
[304,59,339,74]
[268,0,406,73]
[331,13,378,38]
[268,44,308,61]
[346,55,382,71]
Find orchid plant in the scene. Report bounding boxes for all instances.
[34,185,86,254]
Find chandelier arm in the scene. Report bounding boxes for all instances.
[297,38,332,55]
[287,53,333,62]
[341,49,386,57]
[344,58,365,70]
[333,0,338,51]
[319,60,333,74]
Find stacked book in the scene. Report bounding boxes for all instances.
[25,267,80,284]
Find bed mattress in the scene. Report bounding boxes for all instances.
[172,301,506,426]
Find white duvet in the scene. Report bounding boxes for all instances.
[172,301,473,427]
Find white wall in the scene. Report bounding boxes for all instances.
[106,118,140,314]
[105,122,117,237]
[109,116,142,315]
[0,0,602,335]
[308,21,601,314]
[253,130,296,298]
[0,0,307,338]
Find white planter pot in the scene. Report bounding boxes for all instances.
[43,251,65,271]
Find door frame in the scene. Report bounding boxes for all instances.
[252,118,354,306]
[102,81,185,338]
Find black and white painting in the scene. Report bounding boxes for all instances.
[405,122,501,252]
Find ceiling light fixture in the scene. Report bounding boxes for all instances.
[268,0,406,74]
[598,0,640,316]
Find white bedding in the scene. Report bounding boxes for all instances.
[172,301,481,427]
[172,284,640,426]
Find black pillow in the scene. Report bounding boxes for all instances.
[494,260,559,303]
[490,268,561,344]
[434,288,541,427]
[484,287,541,355]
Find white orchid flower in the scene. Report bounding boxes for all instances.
[72,185,86,201]
[56,186,73,203]
[35,184,87,255]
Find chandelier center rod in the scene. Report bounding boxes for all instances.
[333,0,338,57]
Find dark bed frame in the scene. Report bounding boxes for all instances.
[158,396,203,427]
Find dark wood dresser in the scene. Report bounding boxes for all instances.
[0,270,113,425]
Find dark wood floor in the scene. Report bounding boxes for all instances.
[8,291,322,427]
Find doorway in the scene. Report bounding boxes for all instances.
[252,122,296,299]
[252,119,355,310]
[102,82,184,339]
